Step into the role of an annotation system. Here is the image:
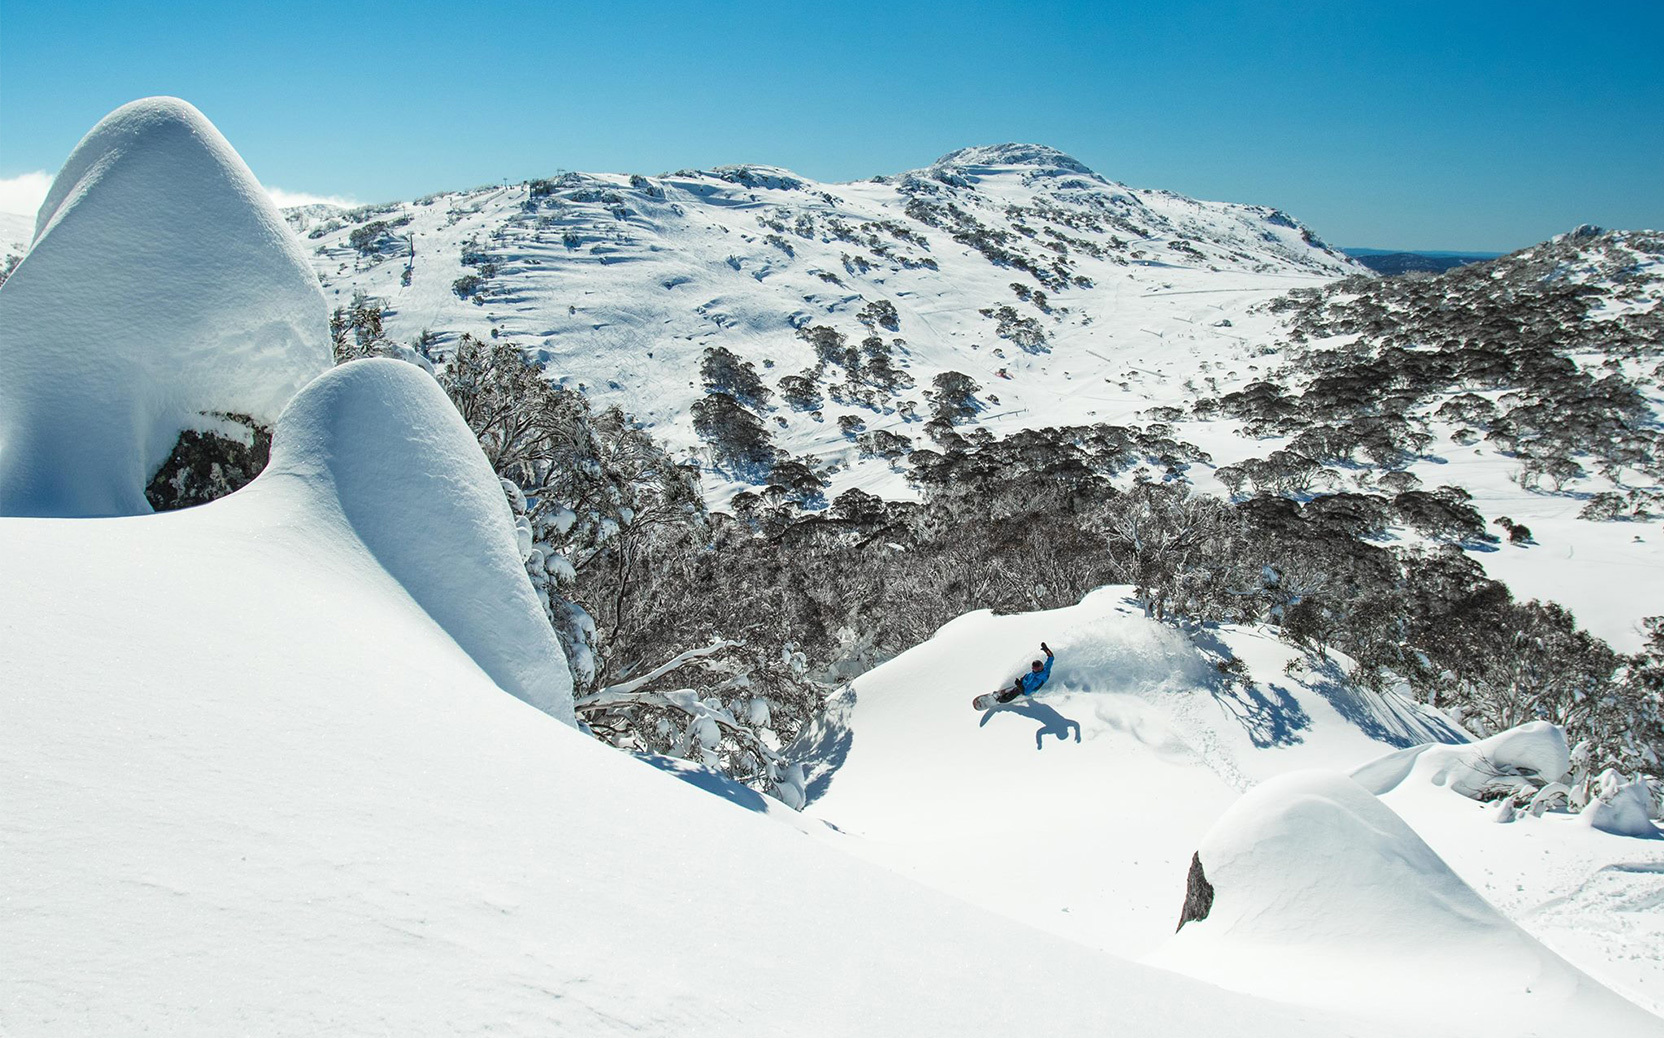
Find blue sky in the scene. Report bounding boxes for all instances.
[2,0,1659,250]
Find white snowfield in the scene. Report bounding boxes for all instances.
[0,96,331,517]
[4,376,1402,1038]
[791,590,1664,1033]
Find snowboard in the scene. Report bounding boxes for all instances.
[972,690,1019,710]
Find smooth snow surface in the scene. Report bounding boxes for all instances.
[797,590,1466,956]
[3,491,1390,1037]
[1154,771,1652,1033]
[0,96,330,517]
[261,357,573,720]
[794,589,1664,1034]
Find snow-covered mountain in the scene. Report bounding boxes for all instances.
[296,151,1663,653]
[5,98,1662,1037]
[294,142,1359,499]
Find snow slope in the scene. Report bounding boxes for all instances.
[0,96,330,517]
[796,589,1466,957]
[793,589,1664,1034]
[1155,770,1646,1033]
[1367,733,1664,1016]
[5,374,1412,1038]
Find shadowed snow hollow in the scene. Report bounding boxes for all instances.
[256,358,573,721]
[0,96,330,517]
[1155,770,1656,1034]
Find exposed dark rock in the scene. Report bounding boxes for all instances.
[1176,851,1215,932]
[145,413,271,511]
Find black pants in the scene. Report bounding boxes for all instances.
[995,687,1024,704]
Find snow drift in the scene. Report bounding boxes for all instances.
[1155,770,1652,1032]
[1581,775,1663,838]
[255,357,574,720]
[0,96,330,517]
[1352,720,1570,799]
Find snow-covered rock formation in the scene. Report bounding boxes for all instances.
[1155,770,1655,1033]
[256,358,574,720]
[1352,720,1571,799]
[0,96,330,517]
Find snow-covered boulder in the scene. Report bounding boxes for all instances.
[257,358,574,722]
[0,96,330,517]
[1351,720,1569,799]
[1580,773,1661,838]
[1156,770,1649,1030]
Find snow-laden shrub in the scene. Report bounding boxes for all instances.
[439,334,817,805]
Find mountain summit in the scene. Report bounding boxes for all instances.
[930,143,1101,178]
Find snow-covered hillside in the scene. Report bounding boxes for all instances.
[1,376,1395,1036]
[789,590,1664,1032]
[296,153,1663,653]
[296,142,1358,502]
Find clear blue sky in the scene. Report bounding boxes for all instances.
[2,0,1659,250]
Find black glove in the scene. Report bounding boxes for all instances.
[1040,641,1050,654]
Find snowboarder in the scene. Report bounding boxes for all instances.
[995,642,1053,703]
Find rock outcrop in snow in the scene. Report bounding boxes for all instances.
[257,358,574,722]
[1352,721,1569,800]
[1157,770,1648,1030]
[0,96,330,517]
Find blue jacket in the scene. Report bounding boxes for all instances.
[1017,654,1054,695]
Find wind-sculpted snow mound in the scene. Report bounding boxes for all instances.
[256,358,573,721]
[1155,770,1652,1032]
[0,96,330,517]
[1352,720,1570,799]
